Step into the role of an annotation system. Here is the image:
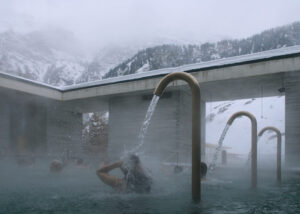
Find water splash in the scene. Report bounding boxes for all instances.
[208,124,231,171]
[130,95,160,154]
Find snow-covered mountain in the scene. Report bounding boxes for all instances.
[0,30,86,86]
[104,22,300,79]
[76,46,137,84]
[0,22,299,87]
[0,30,136,86]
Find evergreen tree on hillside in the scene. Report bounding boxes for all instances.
[82,112,108,155]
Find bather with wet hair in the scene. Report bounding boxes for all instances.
[96,154,152,193]
[50,159,63,172]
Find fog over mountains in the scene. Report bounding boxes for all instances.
[0,29,137,86]
[0,22,299,86]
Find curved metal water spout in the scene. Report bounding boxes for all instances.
[153,71,201,202]
[258,126,282,183]
[227,111,257,189]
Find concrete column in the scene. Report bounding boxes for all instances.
[0,95,10,153]
[285,71,300,167]
[200,99,206,157]
[8,93,47,155]
[108,87,206,164]
[178,88,206,162]
[46,100,82,157]
[108,91,180,161]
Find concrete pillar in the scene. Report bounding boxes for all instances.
[8,92,47,155]
[200,99,206,157]
[177,88,206,161]
[108,91,180,161]
[108,87,206,164]
[46,100,82,157]
[285,71,300,167]
[0,94,10,154]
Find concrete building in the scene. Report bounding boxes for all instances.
[0,46,300,166]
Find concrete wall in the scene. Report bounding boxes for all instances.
[46,100,82,156]
[0,92,10,153]
[285,71,300,167]
[108,87,206,163]
[0,86,109,158]
[0,88,48,156]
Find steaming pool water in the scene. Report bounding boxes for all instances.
[0,159,299,214]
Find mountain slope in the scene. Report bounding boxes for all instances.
[0,30,87,86]
[0,22,299,86]
[104,22,300,79]
[0,30,135,86]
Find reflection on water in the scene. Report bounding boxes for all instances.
[0,158,299,213]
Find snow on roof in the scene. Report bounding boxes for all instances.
[1,45,300,93]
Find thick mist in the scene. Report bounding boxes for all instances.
[0,1,299,213]
[1,0,300,51]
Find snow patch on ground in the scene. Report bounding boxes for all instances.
[206,96,285,156]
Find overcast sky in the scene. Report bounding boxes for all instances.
[1,0,300,48]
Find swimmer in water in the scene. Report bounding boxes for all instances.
[97,154,152,193]
[50,159,63,172]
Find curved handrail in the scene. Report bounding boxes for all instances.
[154,71,201,202]
[227,111,258,189]
[258,126,282,183]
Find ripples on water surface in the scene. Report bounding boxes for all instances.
[0,159,299,214]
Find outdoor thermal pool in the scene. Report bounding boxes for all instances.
[0,157,299,214]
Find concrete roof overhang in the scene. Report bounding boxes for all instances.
[1,46,300,102]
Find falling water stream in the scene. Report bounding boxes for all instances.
[208,124,231,171]
[130,95,160,154]
[121,95,160,183]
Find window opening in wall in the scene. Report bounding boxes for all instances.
[82,111,109,159]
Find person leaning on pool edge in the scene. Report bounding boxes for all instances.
[97,154,152,193]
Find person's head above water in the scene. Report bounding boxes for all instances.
[50,159,63,172]
[97,154,152,194]
[123,154,152,193]
[123,154,140,170]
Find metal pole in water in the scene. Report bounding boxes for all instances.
[153,71,201,202]
[258,126,282,184]
[227,111,258,189]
